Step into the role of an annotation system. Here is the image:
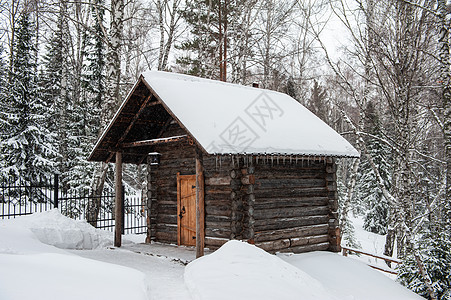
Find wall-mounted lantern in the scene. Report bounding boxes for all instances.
[148,152,161,166]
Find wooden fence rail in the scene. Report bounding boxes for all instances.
[341,245,400,275]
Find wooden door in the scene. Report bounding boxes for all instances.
[177,174,197,246]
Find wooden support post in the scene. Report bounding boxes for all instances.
[114,151,123,247]
[145,155,152,244]
[195,148,205,258]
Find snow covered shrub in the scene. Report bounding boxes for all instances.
[397,231,451,299]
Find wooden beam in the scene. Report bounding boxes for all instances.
[114,151,123,247]
[121,135,188,148]
[195,148,205,258]
[116,94,154,146]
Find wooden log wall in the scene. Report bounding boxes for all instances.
[250,157,337,254]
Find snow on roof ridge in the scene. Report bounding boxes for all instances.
[141,70,286,96]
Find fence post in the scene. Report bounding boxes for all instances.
[121,185,125,234]
[53,174,59,209]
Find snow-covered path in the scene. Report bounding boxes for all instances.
[70,245,193,300]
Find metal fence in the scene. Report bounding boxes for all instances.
[0,175,147,234]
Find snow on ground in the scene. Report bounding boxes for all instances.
[0,211,421,300]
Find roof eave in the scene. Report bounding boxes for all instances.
[87,75,145,162]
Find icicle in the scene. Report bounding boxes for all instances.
[271,155,274,166]
[215,156,218,170]
[220,155,223,169]
[296,156,298,164]
[283,156,286,164]
[290,156,292,164]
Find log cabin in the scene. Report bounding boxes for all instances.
[88,71,359,258]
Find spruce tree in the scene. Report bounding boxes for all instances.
[1,11,54,182]
[0,45,7,174]
[397,230,451,299]
[76,0,105,192]
[357,102,391,235]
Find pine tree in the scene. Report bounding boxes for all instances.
[177,0,243,80]
[1,11,54,182]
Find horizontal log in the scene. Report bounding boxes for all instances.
[280,242,330,254]
[205,199,231,206]
[206,218,231,228]
[254,178,325,189]
[206,186,233,194]
[290,234,329,247]
[156,204,177,213]
[254,224,329,242]
[205,192,233,201]
[156,214,177,224]
[121,135,188,148]
[206,206,231,217]
[253,187,328,198]
[256,238,291,252]
[205,237,229,248]
[253,206,329,220]
[155,231,177,243]
[254,215,329,231]
[206,227,231,238]
[253,171,328,180]
[253,197,329,209]
[205,176,231,186]
[156,199,177,206]
[156,223,177,231]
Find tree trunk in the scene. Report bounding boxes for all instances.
[438,0,451,227]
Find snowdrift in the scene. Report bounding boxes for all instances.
[4,209,112,250]
[184,240,336,300]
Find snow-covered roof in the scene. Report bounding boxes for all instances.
[89,71,359,163]
[141,71,359,157]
